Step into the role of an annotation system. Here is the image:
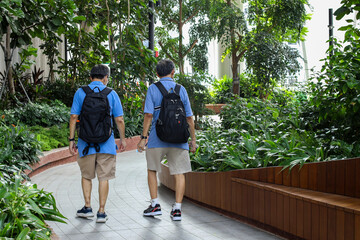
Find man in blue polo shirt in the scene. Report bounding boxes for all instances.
[137,59,196,221]
[69,64,126,223]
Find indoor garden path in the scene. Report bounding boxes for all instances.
[31,150,282,240]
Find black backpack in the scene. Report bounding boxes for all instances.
[155,81,190,143]
[79,86,113,155]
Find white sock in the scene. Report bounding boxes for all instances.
[173,202,182,210]
[151,198,159,207]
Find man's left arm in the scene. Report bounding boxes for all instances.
[69,114,78,155]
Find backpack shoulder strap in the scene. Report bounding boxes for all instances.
[101,87,113,96]
[155,81,168,96]
[174,84,181,95]
[81,86,93,94]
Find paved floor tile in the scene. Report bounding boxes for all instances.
[31,150,282,240]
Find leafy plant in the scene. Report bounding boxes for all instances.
[0,122,41,178]
[2,100,69,127]
[29,124,69,152]
[0,172,66,239]
[210,75,234,104]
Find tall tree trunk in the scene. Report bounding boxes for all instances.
[5,25,15,95]
[178,0,184,74]
[228,0,239,95]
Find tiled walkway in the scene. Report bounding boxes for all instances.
[31,150,282,240]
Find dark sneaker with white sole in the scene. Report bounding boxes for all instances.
[76,206,94,218]
[96,212,109,223]
[143,204,162,216]
[170,209,181,221]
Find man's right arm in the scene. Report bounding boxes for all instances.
[114,116,127,151]
[186,116,197,153]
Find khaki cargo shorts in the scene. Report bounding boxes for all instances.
[77,153,116,181]
[146,147,192,175]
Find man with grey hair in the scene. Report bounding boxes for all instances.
[69,64,127,223]
[137,59,196,221]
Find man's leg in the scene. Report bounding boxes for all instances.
[147,169,158,199]
[98,180,109,213]
[174,174,185,203]
[81,177,92,207]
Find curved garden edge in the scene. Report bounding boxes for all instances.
[204,103,226,114]
[26,136,141,178]
[158,158,360,240]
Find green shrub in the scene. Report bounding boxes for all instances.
[2,100,70,127]
[0,172,66,239]
[29,124,69,151]
[191,97,360,172]
[210,75,233,104]
[0,122,41,177]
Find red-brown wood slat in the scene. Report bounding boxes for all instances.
[335,160,345,195]
[291,165,300,188]
[356,160,360,199]
[308,163,318,191]
[264,190,271,226]
[345,211,355,240]
[204,174,216,206]
[303,201,312,240]
[253,187,260,222]
[317,162,327,193]
[247,184,255,220]
[327,207,337,240]
[283,169,291,186]
[231,181,242,216]
[221,172,233,212]
[259,167,267,183]
[241,183,248,217]
[259,187,265,223]
[267,167,274,184]
[283,194,290,233]
[276,194,284,231]
[319,205,328,240]
[274,167,283,185]
[345,159,356,197]
[270,191,277,227]
[289,197,297,236]
[299,164,309,189]
[326,161,337,194]
[355,214,360,240]
[336,209,345,240]
[296,199,304,238]
[311,203,320,240]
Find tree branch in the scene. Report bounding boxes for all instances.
[169,18,178,24]
[184,39,198,57]
[159,41,177,64]
[183,8,200,25]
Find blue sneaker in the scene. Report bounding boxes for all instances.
[96,212,109,223]
[76,206,94,218]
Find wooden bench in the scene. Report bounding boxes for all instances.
[231,178,360,240]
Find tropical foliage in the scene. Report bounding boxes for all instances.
[0,172,66,239]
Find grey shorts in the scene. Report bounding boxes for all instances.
[145,148,192,175]
[77,153,116,181]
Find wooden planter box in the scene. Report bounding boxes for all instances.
[159,158,360,240]
[205,104,226,114]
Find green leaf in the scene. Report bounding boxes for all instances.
[16,227,30,240]
[27,198,44,215]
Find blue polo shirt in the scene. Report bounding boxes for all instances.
[70,81,124,157]
[144,77,193,150]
